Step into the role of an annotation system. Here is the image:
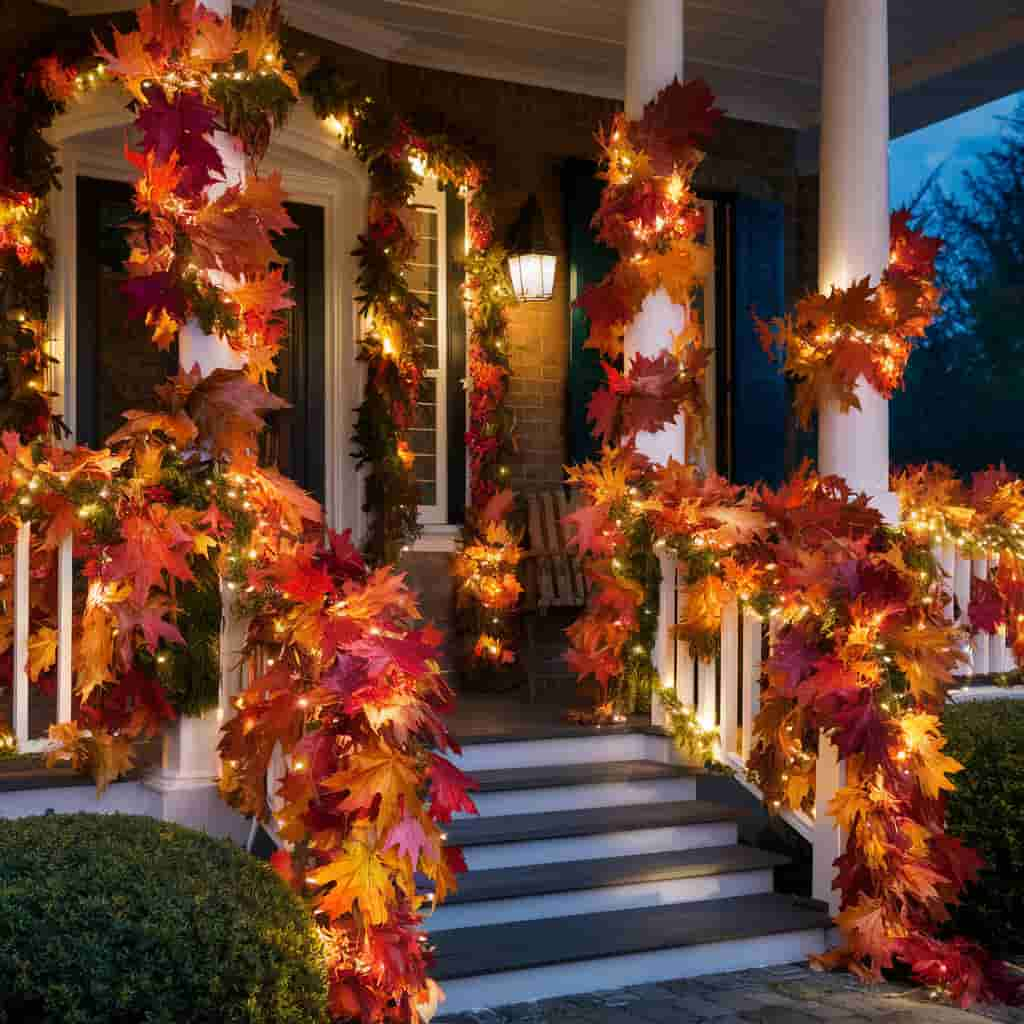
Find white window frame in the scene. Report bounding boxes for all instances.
[408,176,448,525]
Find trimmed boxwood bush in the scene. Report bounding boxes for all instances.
[943,699,1024,956]
[0,813,328,1024]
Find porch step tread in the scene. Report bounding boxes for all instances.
[431,892,830,979]
[455,724,669,746]
[446,800,742,848]
[442,844,789,905]
[471,759,695,793]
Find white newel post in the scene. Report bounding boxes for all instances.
[625,0,686,722]
[153,0,248,840]
[813,0,891,911]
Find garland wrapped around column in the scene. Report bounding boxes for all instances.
[564,75,1023,1006]
[0,3,478,1018]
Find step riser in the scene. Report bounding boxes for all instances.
[456,734,676,773]
[462,821,738,871]
[469,777,697,817]
[436,928,828,1015]
[428,868,775,930]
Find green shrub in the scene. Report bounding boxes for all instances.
[0,813,328,1024]
[943,698,1024,956]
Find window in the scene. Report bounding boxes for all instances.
[407,178,449,523]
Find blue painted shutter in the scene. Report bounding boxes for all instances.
[732,197,787,487]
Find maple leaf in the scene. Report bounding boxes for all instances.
[635,77,723,175]
[969,575,1004,634]
[102,506,195,602]
[325,745,421,831]
[836,896,896,970]
[27,625,57,683]
[427,754,478,823]
[121,270,187,325]
[383,815,437,867]
[310,840,396,925]
[587,386,620,442]
[564,502,616,556]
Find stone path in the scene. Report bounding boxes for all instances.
[438,964,1024,1024]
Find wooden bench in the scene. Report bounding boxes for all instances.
[521,489,588,701]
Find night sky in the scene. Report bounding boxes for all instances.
[889,90,1022,210]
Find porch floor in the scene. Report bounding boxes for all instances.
[447,692,648,744]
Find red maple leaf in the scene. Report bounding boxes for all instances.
[135,90,224,199]
[426,754,478,823]
[969,576,1004,634]
[635,77,723,174]
[564,502,616,556]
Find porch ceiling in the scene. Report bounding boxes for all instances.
[48,0,1024,131]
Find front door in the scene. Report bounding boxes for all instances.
[75,176,326,501]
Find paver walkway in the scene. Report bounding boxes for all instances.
[438,963,1024,1024]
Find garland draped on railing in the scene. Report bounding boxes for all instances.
[564,75,1022,1006]
[0,3,478,1019]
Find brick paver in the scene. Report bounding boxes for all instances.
[438,964,1024,1024]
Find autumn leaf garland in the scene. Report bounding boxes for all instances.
[756,210,942,427]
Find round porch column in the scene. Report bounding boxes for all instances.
[624,0,686,467]
[817,0,898,521]
[160,0,245,805]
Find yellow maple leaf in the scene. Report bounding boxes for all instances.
[27,626,58,683]
[310,840,395,924]
[322,744,421,832]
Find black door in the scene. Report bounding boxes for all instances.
[75,177,326,501]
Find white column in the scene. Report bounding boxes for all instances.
[624,0,687,466]
[817,0,898,522]
[159,0,244,802]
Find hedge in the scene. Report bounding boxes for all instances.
[0,813,328,1024]
[943,698,1024,956]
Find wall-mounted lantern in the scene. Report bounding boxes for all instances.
[506,193,557,302]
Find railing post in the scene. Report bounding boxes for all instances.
[719,599,739,757]
[651,550,678,728]
[740,609,762,762]
[12,521,30,747]
[813,732,845,913]
[56,533,73,724]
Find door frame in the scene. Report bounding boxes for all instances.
[45,87,369,533]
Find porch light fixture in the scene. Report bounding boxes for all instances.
[506,193,556,302]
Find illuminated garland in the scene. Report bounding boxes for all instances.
[564,77,719,720]
[894,463,1024,663]
[0,53,102,440]
[756,210,942,427]
[455,218,524,674]
[0,3,480,1019]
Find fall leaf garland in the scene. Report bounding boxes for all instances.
[756,210,942,428]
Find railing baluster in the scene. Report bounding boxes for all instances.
[12,521,30,747]
[697,657,715,727]
[652,552,678,728]
[971,557,990,675]
[937,540,956,623]
[953,550,972,673]
[57,533,73,724]
[741,610,762,762]
[719,599,739,757]
[813,732,845,915]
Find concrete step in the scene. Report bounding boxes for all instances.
[427,844,787,929]
[454,727,678,773]
[431,892,831,1014]
[447,800,741,870]
[468,759,698,815]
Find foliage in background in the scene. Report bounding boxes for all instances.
[893,101,1024,474]
[943,699,1024,957]
[0,813,329,1024]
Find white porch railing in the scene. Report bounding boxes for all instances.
[5,523,74,753]
[653,545,1020,908]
